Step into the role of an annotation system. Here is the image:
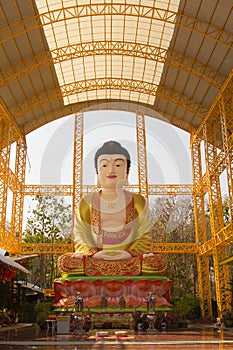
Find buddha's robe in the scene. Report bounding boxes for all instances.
[58,190,167,276]
[74,190,151,257]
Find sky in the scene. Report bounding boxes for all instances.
[1,108,228,250]
[13,109,228,231]
[17,110,193,228]
[3,110,229,246]
[4,110,196,228]
[25,110,192,187]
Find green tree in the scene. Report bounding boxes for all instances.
[221,195,233,290]
[23,195,72,288]
[149,195,197,298]
[222,194,231,225]
[150,194,233,302]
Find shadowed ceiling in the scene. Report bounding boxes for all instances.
[0,0,232,137]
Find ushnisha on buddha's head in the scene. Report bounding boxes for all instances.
[94,141,131,190]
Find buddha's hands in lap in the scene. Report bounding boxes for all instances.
[92,250,132,261]
[72,251,154,260]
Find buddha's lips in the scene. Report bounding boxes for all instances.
[107,175,117,178]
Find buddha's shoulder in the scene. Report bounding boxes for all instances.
[79,194,92,208]
[134,192,146,202]
[77,194,93,219]
[126,192,146,207]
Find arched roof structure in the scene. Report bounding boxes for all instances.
[1,0,233,320]
[0,0,232,138]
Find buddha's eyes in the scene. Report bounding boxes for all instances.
[98,158,126,169]
[101,162,122,168]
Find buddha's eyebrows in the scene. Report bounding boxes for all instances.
[113,158,125,163]
[98,157,125,164]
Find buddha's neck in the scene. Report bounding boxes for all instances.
[101,188,124,200]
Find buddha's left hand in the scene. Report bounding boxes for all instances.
[92,250,132,260]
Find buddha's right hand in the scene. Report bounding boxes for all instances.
[71,252,83,259]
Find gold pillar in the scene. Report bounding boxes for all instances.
[191,131,212,318]
[203,122,231,316]
[11,137,27,254]
[219,95,233,220]
[72,112,84,249]
[136,113,148,198]
[0,119,12,251]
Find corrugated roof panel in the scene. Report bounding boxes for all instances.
[0,0,232,135]
[35,0,180,106]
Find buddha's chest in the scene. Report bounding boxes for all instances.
[100,208,126,230]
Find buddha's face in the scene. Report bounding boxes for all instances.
[97,154,128,189]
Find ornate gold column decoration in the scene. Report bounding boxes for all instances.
[136,113,148,198]
[191,130,212,318]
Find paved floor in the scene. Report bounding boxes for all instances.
[0,323,233,349]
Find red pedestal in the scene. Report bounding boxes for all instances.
[54,276,172,310]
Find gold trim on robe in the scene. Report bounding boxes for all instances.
[83,255,142,276]
[74,190,152,256]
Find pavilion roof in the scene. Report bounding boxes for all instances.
[0,0,232,137]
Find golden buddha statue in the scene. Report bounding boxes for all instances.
[58,141,167,276]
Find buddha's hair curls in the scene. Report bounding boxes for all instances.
[94,141,131,174]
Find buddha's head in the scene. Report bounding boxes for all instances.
[94,141,131,189]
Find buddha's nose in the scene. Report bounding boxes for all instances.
[108,160,115,172]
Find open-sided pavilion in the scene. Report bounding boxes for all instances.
[0,0,233,321]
